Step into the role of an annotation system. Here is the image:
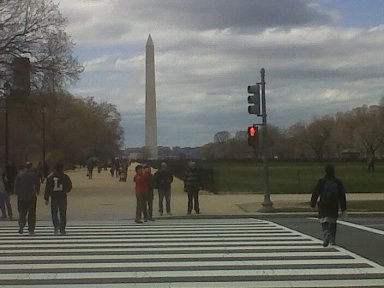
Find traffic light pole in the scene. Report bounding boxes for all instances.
[260,68,273,211]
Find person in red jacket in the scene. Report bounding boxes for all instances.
[133,165,148,224]
[143,165,155,221]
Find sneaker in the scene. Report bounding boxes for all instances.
[18,227,23,234]
[323,232,330,247]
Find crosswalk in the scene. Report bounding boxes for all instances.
[0,218,383,287]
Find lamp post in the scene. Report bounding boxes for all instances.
[42,105,46,167]
[3,82,10,168]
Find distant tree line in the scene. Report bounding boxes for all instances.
[1,91,124,166]
[200,104,384,160]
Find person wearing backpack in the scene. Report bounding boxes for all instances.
[311,164,347,247]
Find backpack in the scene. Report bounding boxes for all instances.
[321,179,339,207]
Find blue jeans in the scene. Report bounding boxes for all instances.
[158,188,171,213]
[51,197,67,232]
[18,197,36,232]
[0,193,12,217]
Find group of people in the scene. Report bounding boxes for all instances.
[133,162,174,223]
[110,157,130,182]
[0,162,72,236]
[133,161,202,223]
[2,157,348,247]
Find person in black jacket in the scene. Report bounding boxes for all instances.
[311,164,347,247]
[154,162,173,215]
[184,161,201,215]
[44,162,72,235]
[14,162,40,235]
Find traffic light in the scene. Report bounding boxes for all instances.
[248,84,261,116]
[247,125,258,148]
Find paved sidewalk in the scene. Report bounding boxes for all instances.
[3,166,384,222]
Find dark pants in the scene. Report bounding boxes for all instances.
[51,197,67,232]
[322,222,337,244]
[136,194,147,221]
[18,197,37,232]
[158,188,171,214]
[145,192,154,220]
[0,193,12,217]
[187,190,199,213]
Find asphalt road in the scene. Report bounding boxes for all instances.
[266,215,384,266]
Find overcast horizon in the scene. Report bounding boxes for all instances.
[56,0,384,148]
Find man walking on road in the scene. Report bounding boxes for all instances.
[14,162,40,235]
[44,162,73,235]
[154,162,173,216]
[311,164,347,247]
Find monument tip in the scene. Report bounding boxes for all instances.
[146,34,153,46]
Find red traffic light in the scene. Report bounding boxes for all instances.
[248,125,258,137]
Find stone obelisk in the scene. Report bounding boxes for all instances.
[145,34,158,159]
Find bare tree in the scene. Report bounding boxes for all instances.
[301,116,335,159]
[0,0,83,89]
[214,131,232,144]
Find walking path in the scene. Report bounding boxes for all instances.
[3,165,384,222]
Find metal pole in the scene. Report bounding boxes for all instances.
[260,68,273,211]
[42,106,46,166]
[3,82,10,169]
[5,97,8,168]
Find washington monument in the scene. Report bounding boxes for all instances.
[145,34,158,159]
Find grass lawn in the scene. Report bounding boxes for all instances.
[200,161,384,194]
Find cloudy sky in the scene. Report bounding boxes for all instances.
[55,0,384,148]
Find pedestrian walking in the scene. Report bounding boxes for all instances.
[14,162,40,235]
[154,162,173,215]
[5,162,17,193]
[143,165,155,221]
[184,161,201,215]
[133,165,148,224]
[114,158,120,179]
[86,160,94,179]
[1,166,13,220]
[367,153,375,172]
[44,162,73,235]
[0,166,8,219]
[311,164,347,247]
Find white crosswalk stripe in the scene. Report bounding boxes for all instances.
[0,218,383,287]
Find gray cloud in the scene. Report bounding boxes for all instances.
[57,0,384,147]
[114,0,333,31]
